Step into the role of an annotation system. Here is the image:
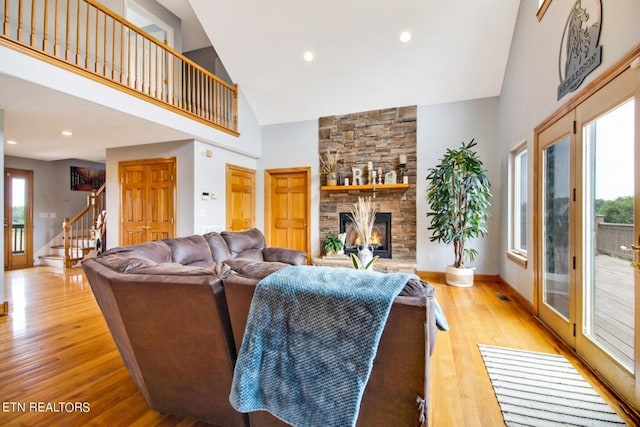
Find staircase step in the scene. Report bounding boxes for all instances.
[38,255,65,268]
[39,254,85,268]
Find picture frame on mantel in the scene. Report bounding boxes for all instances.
[384,170,397,184]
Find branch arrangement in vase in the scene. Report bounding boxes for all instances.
[349,196,377,248]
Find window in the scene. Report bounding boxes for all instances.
[508,141,528,267]
[537,0,552,21]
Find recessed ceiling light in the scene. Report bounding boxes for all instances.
[61,130,73,136]
[303,51,314,62]
[399,31,412,44]
[6,140,17,145]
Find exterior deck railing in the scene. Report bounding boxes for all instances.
[596,222,633,260]
[1,0,238,135]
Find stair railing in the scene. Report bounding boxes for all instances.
[63,183,106,268]
[1,0,238,135]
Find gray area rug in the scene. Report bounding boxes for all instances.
[478,344,627,427]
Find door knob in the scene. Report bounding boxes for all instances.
[622,244,640,270]
[621,244,640,251]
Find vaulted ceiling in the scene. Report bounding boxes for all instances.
[187,0,520,125]
[0,1,520,161]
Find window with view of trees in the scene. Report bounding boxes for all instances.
[596,196,633,224]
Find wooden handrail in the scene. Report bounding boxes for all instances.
[83,0,236,93]
[65,183,105,226]
[63,184,106,268]
[1,0,238,135]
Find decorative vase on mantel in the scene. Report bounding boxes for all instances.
[327,172,338,186]
[357,243,374,267]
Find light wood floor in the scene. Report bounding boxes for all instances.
[0,267,637,426]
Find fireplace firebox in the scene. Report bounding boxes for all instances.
[339,212,392,258]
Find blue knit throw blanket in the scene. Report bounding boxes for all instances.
[229,265,414,427]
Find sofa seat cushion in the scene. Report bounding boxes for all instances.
[163,235,213,265]
[400,278,434,297]
[224,258,289,280]
[185,260,217,268]
[263,247,307,265]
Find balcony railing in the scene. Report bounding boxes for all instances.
[11,223,25,254]
[1,0,238,135]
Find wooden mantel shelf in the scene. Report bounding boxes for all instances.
[321,183,409,191]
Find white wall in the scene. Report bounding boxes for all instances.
[125,0,183,52]
[417,97,501,274]
[499,0,640,302]
[106,138,261,247]
[192,140,258,235]
[260,120,320,255]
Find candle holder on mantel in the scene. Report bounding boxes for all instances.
[399,154,408,184]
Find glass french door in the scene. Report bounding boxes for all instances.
[537,65,639,408]
[4,168,33,270]
[538,113,576,345]
[575,67,637,404]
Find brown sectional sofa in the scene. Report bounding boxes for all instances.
[82,228,437,426]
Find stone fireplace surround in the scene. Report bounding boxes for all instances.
[319,106,417,261]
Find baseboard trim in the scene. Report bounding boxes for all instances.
[0,301,8,317]
[417,270,534,314]
[416,270,502,284]
[494,275,534,314]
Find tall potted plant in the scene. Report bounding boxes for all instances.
[425,139,491,287]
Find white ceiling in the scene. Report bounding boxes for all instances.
[0,73,195,162]
[0,0,520,162]
[188,0,520,125]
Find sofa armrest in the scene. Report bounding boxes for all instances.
[262,247,307,265]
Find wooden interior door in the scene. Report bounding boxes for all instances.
[226,164,255,231]
[119,158,175,245]
[4,168,33,270]
[265,167,310,261]
[147,161,176,241]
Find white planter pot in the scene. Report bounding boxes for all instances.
[445,265,474,287]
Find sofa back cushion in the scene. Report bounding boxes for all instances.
[97,253,158,273]
[101,240,172,264]
[221,229,265,261]
[163,235,213,265]
[204,232,233,263]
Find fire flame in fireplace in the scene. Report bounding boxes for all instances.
[354,227,383,247]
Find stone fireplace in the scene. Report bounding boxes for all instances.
[319,106,417,260]
[340,212,392,258]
